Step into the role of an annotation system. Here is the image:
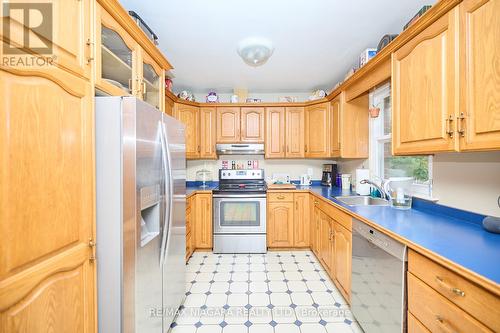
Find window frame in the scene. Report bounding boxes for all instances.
[368,83,433,198]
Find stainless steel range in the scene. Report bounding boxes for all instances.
[213,169,267,253]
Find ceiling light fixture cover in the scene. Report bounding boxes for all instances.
[237,37,274,67]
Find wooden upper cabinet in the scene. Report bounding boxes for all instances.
[333,222,352,301]
[293,193,310,247]
[265,107,286,158]
[199,107,217,159]
[305,103,330,158]
[330,97,342,157]
[139,50,164,110]
[165,94,175,116]
[459,0,500,151]
[267,201,294,248]
[174,103,199,159]
[286,107,305,158]
[241,107,265,142]
[392,7,459,155]
[0,67,95,333]
[95,4,139,96]
[217,107,240,142]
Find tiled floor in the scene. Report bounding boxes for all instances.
[169,250,363,333]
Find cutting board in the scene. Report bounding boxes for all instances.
[267,183,296,190]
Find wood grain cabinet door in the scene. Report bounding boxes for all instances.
[217,107,240,142]
[265,107,285,158]
[267,202,294,247]
[194,194,212,249]
[0,67,95,333]
[241,107,265,142]
[286,107,305,158]
[319,212,334,274]
[392,7,459,154]
[293,193,310,247]
[330,97,342,157]
[305,103,330,158]
[200,107,217,159]
[459,0,500,151]
[174,103,200,159]
[333,222,352,301]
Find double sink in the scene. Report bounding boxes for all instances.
[335,195,389,207]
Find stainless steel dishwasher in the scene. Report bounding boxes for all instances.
[351,218,407,333]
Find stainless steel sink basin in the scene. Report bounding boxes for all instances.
[335,195,389,206]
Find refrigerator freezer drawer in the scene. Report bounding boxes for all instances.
[213,234,267,254]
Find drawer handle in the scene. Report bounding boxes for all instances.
[277,195,285,199]
[314,201,319,206]
[435,276,466,297]
[435,315,457,333]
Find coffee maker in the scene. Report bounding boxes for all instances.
[321,163,338,186]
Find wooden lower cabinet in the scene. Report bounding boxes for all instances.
[319,211,335,274]
[194,193,213,249]
[333,222,352,300]
[186,196,194,261]
[267,200,294,248]
[0,67,96,332]
[293,193,310,247]
[408,312,431,333]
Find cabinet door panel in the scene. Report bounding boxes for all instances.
[174,104,199,159]
[265,107,285,158]
[0,67,95,332]
[267,202,294,247]
[330,98,341,157]
[194,194,212,249]
[319,212,334,273]
[217,107,240,142]
[286,107,305,158]
[305,103,330,158]
[459,0,500,150]
[241,107,264,142]
[293,193,310,247]
[200,107,217,159]
[334,223,351,301]
[392,9,459,154]
[140,50,164,110]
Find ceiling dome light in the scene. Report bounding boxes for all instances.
[237,37,274,67]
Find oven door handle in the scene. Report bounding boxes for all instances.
[212,194,267,199]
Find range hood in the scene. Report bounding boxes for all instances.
[216,143,265,155]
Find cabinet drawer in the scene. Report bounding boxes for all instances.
[408,250,500,330]
[312,195,352,231]
[408,273,491,333]
[268,192,294,202]
[408,311,430,333]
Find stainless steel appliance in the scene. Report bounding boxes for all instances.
[95,97,186,333]
[321,163,338,186]
[351,218,407,333]
[213,169,267,253]
[216,143,265,155]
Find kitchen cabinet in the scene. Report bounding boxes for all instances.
[165,93,175,116]
[319,211,335,274]
[267,193,294,247]
[392,7,459,154]
[138,50,164,110]
[186,196,194,262]
[241,107,265,142]
[265,107,305,158]
[217,107,240,142]
[333,222,352,300]
[0,66,95,332]
[174,103,200,159]
[194,193,213,249]
[199,107,217,159]
[458,0,500,151]
[305,102,330,158]
[293,193,310,247]
[330,93,369,158]
[311,198,321,257]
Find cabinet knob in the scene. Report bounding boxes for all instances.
[457,112,466,137]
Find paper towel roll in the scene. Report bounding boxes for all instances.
[356,169,370,195]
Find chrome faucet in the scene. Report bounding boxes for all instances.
[360,179,387,200]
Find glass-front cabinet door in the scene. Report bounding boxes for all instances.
[139,51,164,110]
[96,4,138,96]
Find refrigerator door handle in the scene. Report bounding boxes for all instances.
[159,121,171,266]
[159,121,174,266]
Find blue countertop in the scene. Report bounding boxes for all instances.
[186,183,500,285]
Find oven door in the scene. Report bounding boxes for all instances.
[213,194,266,234]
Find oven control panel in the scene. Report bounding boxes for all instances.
[219,169,264,180]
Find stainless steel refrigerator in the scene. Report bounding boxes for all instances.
[95,97,186,333]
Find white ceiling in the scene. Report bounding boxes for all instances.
[120,0,434,93]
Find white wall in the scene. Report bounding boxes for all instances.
[432,152,500,217]
[187,155,336,182]
[180,92,312,103]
